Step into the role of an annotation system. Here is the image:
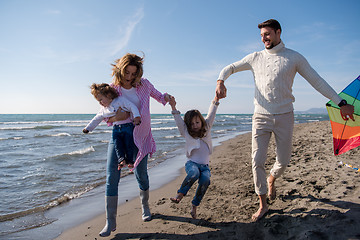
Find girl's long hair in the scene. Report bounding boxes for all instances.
[184,110,207,138]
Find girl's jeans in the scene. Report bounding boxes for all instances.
[178,161,211,206]
[106,124,149,196]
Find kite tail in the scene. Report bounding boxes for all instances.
[338,161,360,172]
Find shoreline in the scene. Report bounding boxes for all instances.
[56,121,360,240]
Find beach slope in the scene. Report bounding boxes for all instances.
[56,121,360,240]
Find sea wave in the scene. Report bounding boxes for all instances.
[66,124,88,128]
[164,135,181,139]
[52,133,71,137]
[221,115,237,119]
[47,146,96,161]
[35,132,72,138]
[151,126,178,131]
[214,129,228,134]
[85,130,112,134]
[150,118,174,122]
[0,126,37,130]
[48,185,100,207]
[151,121,166,125]
[0,120,89,125]
[68,146,95,155]
[0,125,61,131]
[0,136,24,140]
[0,182,104,223]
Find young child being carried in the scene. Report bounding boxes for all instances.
[168,95,220,219]
[83,83,141,169]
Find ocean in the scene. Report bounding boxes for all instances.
[0,113,329,239]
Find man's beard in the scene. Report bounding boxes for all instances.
[265,42,275,49]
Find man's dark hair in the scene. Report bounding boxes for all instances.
[258,19,281,32]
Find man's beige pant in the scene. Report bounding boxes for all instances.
[251,112,294,195]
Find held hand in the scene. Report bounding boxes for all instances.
[164,93,171,102]
[340,104,355,121]
[216,80,227,99]
[108,107,131,123]
[133,116,142,126]
[169,96,177,111]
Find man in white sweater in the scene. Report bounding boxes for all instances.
[215,19,354,221]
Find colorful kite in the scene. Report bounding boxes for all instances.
[326,75,360,155]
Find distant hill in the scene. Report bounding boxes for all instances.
[294,108,328,114]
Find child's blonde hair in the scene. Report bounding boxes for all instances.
[90,83,118,100]
[111,53,144,87]
[184,110,207,138]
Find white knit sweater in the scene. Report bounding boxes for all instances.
[218,41,342,114]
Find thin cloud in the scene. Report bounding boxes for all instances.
[45,9,62,15]
[161,64,255,88]
[170,65,223,83]
[237,41,262,54]
[111,6,144,56]
[290,22,339,42]
[335,39,360,65]
[0,47,10,53]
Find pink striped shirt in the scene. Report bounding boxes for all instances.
[111,78,168,169]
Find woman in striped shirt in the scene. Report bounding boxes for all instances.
[99,53,170,237]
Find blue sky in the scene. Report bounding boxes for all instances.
[0,0,359,114]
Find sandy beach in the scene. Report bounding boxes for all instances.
[56,121,360,240]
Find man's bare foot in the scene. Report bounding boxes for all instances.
[251,206,268,222]
[170,193,184,204]
[267,176,276,200]
[190,205,197,219]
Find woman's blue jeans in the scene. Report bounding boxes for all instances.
[106,123,149,196]
[178,161,211,206]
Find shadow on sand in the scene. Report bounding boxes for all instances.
[110,194,360,240]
